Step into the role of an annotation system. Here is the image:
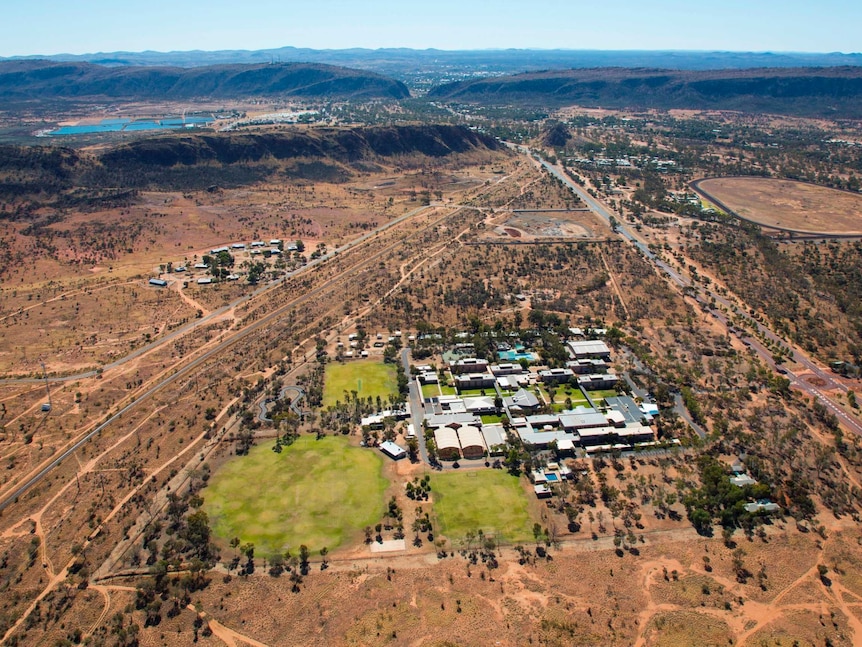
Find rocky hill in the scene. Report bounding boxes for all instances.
[99,124,497,169]
[428,67,862,117]
[0,124,503,198]
[0,60,410,104]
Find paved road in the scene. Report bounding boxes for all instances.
[401,347,430,465]
[508,144,862,438]
[257,385,306,423]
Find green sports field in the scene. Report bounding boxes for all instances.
[431,470,533,544]
[323,360,397,408]
[203,435,387,557]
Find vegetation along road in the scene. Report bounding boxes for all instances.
[511,144,862,439]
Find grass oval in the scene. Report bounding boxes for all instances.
[203,435,387,557]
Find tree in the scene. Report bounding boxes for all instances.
[299,544,310,575]
[184,510,212,560]
[504,448,521,476]
[689,507,712,535]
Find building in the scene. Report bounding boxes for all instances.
[419,371,439,385]
[744,501,780,514]
[497,374,529,391]
[462,396,498,415]
[380,441,407,460]
[434,427,461,461]
[489,363,524,376]
[504,388,540,413]
[534,483,552,498]
[559,408,608,432]
[451,358,489,374]
[539,368,575,385]
[730,474,757,487]
[455,373,496,390]
[567,340,611,360]
[481,424,507,455]
[424,412,481,429]
[578,373,619,390]
[148,278,168,287]
[566,358,609,374]
[457,425,487,459]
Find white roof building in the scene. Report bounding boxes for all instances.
[380,441,407,460]
[567,340,611,360]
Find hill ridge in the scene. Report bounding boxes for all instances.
[0,60,410,104]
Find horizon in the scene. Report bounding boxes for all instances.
[4,46,862,59]
[3,0,860,58]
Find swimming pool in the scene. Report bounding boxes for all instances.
[544,473,560,482]
[498,350,537,362]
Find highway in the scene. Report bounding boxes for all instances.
[509,144,862,439]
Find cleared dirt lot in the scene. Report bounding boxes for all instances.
[696,177,862,235]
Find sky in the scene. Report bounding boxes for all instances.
[2,0,860,57]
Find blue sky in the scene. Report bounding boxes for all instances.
[2,0,859,56]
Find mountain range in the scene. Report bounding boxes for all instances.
[0,60,409,104]
[428,66,862,118]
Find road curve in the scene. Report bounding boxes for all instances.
[258,385,305,422]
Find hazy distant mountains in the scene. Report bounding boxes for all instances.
[428,67,862,118]
[3,47,860,80]
[0,60,409,104]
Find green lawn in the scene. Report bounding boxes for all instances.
[203,436,387,557]
[480,414,505,425]
[439,385,458,396]
[588,389,620,401]
[539,384,588,406]
[421,383,441,398]
[323,360,397,408]
[457,388,493,397]
[431,470,533,544]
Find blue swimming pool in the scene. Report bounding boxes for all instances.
[544,473,560,482]
[498,350,537,362]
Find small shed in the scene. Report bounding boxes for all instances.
[149,278,168,287]
[380,441,407,460]
[534,484,552,499]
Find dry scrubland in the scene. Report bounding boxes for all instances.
[0,141,524,644]
[0,155,504,378]
[3,115,862,647]
[19,527,858,647]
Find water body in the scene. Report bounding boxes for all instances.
[47,116,214,136]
